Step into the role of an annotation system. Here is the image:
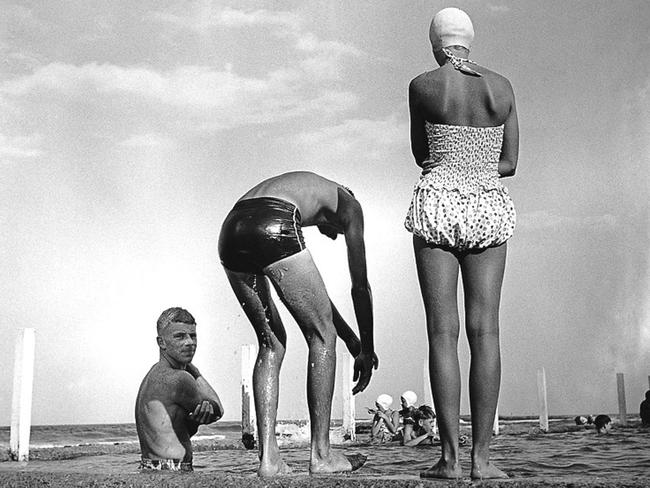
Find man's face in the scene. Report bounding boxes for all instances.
[420,418,435,434]
[158,321,197,366]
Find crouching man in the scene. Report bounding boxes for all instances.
[135,307,224,471]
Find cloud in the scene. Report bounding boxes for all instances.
[0,133,42,159]
[149,5,363,80]
[150,5,302,33]
[290,115,408,162]
[517,210,617,231]
[0,62,359,131]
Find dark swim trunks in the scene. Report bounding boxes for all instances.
[139,457,193,472]
[218,197,306,274]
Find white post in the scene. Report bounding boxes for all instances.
[10,328,36,462]
[537,368,549,433]
[341,353,356,441]
[241,344,257,448]
[423,358,437,435]
[616,373,627,426]
[493,404,500,435]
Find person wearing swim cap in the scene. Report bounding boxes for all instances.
[404,7,519,480]
[369,394,400,443]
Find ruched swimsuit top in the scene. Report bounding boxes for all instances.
[421,122,504,194]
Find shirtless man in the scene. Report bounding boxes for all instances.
[135,307,224,471]
[218,171,377,477]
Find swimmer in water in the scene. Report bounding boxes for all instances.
[135,307,224,472]
[218,171,378,477]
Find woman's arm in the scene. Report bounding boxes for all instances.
[409,78,429,166]
[498,81,519,177]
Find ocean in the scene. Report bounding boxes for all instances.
[1,418,650,483]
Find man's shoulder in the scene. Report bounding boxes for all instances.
[141,363,194,392]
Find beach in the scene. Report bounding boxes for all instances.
[2,419,650,487]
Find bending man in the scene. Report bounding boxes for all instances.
[218,171,377,476]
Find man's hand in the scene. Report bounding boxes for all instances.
[352,351,379,394]
[188,400,214,424]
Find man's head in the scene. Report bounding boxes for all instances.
[414,405,436,433]
[646,390,650,401]
[156,307,197,367]
[594,414,612,434]
[317,223,342,240]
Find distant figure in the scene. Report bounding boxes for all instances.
[135,307,224,471]
[594,415,612,434]
[405,7,518,480]
[399,390,420,434]
[640,391,650,427]
[403,405,437,447]
[574,416,588,426]
[369,394,400,443]
[218,171,377,476]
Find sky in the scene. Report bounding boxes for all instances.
[1,0,649,426]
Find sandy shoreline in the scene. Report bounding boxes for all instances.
[2,471,649,488]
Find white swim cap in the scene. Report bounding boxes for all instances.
[376,394,393,410]
[429,7,475,51]
[401,390,418,407]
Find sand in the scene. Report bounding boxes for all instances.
[2,471,649,488]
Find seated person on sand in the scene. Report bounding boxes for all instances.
[135,307,224,471]
[369,394,400,443]
[402,405,437,446]
[594,415,612,435]
[641,390,650,427]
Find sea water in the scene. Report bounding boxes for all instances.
[1,419,649,483]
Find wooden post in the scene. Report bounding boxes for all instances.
[493,404,500,435]
[10,328,36,462]
[616,373,627,426]
[241,344,257,449]
[537,368,549,432]
[341,353,356,441]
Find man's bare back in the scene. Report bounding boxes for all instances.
[239,171,344,226]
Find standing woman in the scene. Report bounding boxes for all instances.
[405,8,518,480]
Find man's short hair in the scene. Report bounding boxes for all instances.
[414,405,436,422]
[157,307,196,335]
[594,414,611,430]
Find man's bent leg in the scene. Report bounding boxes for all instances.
[265,250,364,474]
[224,269,292,477]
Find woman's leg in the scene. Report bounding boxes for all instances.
[414,236,463,479]
[265,249,362,474]
[224,269,291,477]
[460,243,508,479]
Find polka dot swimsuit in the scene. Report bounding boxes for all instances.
[404,122,516,250]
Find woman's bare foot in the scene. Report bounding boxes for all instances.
[420,459,462,479]
[471,462,508,480]
[258,457,292,477]
[310,450,367,474]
